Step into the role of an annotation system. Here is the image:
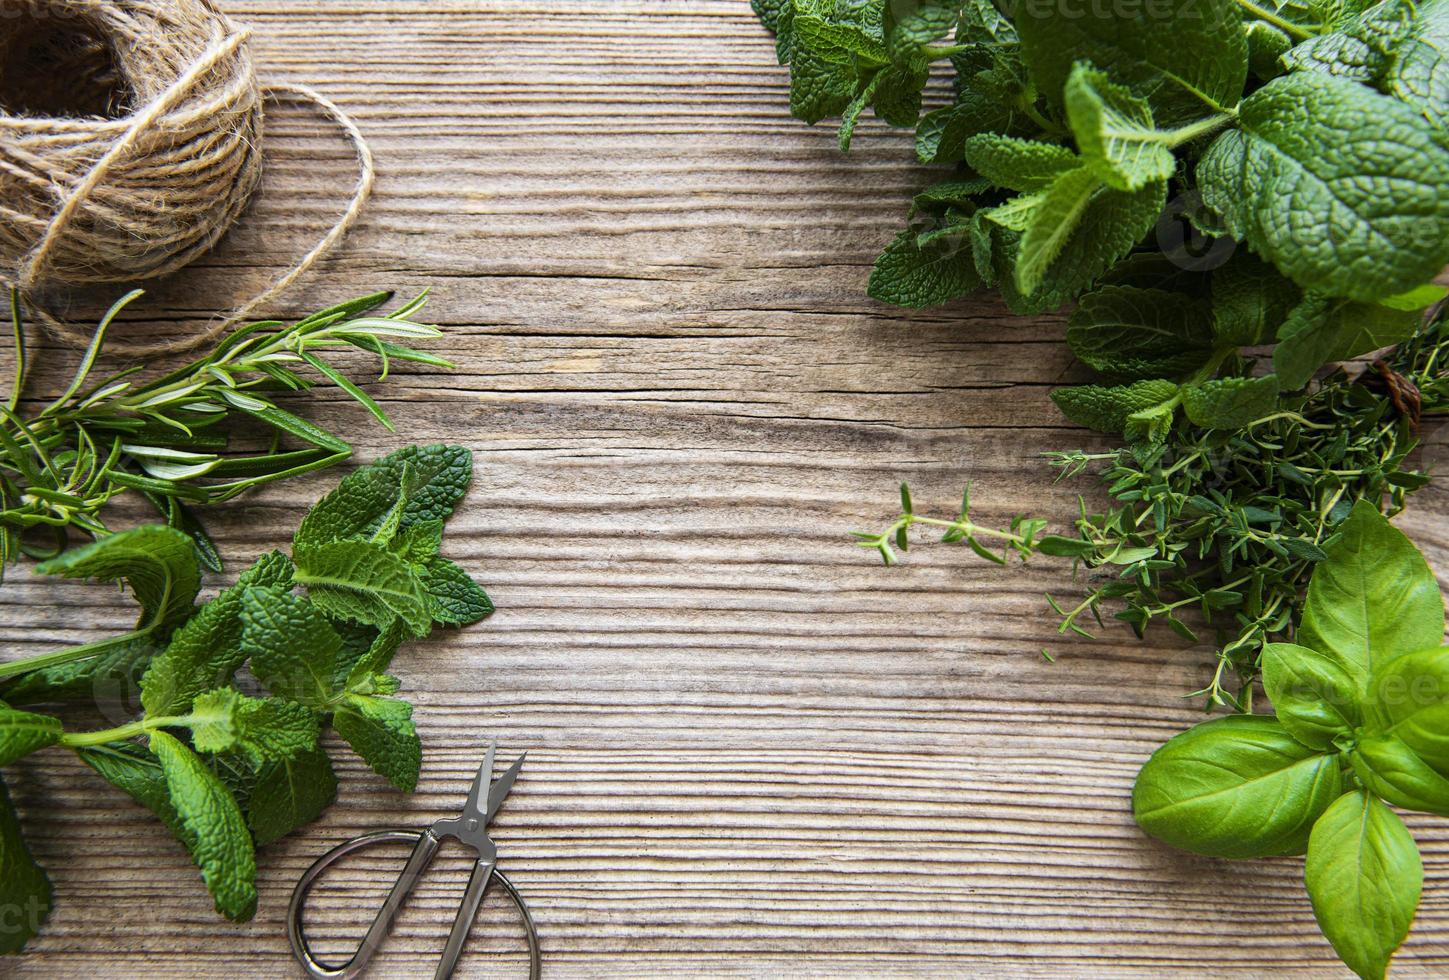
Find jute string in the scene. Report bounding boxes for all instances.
[0,0,374,356]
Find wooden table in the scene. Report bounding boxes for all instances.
[4,1,1448,976]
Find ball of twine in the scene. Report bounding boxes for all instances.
[0,0,373,356]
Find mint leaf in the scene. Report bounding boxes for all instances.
[294,539,432,636]
[1305,791,1422,980]
[0,705,61,765]
[0,775,50,954]
[1297,501,1445,680]
[294,464,401,552]
[1282,0,1417,82]
[245,747,338,847]
[1066,285,1216,381]
[188,688,320,765]
[1211,252,1302,347]
[1181,375,1281,429]
[36,525,200,631]
[1247,21,1293,80]
[0,635,157,705]
[963,135,1079,192]
[1015,0,1248,124]
[423,557,494,627]
[885,0,958,63]
[998,179,1166,313]
[141,551,294,715]
[1133,715,1344,858]
[1273,291,1422,389]
[1051,379,1179,435]
[76,742,181,835]
[868,226,981,308]
[1390,0,1449,129]
[240,589,342,708]
[1065,63,1176,191]
[1197,72,1449,303]
[333,694,421,792]
[149,730,257,921]
[334,619,406,692]
[1015,167,1102,296]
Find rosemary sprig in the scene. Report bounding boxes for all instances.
[0,289,452,573]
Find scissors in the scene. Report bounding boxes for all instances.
[287,742,541,979]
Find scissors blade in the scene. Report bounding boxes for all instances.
[460,740,497,822]
[484,752,526,824]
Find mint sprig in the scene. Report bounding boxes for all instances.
[0,444,492,949]
[753,0,1449,392]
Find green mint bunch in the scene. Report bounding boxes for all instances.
[863,314,1447,706]
[753,0,1449,403]
[1134,502,1449,980]
[0,289,453,575]
[0,444,491,953]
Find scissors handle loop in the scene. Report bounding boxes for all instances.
[288,828,541,980]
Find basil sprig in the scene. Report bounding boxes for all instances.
[1134,501,1448,979]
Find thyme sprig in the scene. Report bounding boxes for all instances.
[0,289,451,573]
[864,316,1448,709]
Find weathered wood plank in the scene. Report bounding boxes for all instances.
[3,1,1447,977]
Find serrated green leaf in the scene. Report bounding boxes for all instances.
[1211,251,1303,347]
[1181,375,1281,429]
[1016,167,1103,296]
[1051,379,1180,435]
[1197,72,1449,303]
[294,539,432,637]
[141,551,294,716]
[371,445,473,529]
[998,180,1166,313]
[0,705,61,766]
[0,635,157,706]
[1065,63,1176,191]
[1273,291,1422,389]
[0,775,50,954]
[334,694,421,792]
[1247,20,1293,79]
[1015,0,1248,124]
[1282,0,1417,83]
[423,557,494,627]
[36,525,200,631]
[1066,285,1216,381]
[963,134,1079,192]
[188,688,320,765]
[239,589,342,708]
[149,730,257,921]
[868,226,982,308]
[245,747,338,847]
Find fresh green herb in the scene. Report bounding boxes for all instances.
[0,289,453,575]
[0,444,492,951]
[1134,502,1446,980]
[864,315,1448,707]
[753,0,1449,390]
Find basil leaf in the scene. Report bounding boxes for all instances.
[1305,790,1422,980]
[1349,733,1449,816]
[1297,501,1445,681]
[1369,645,1449,769]
[1262,642,1363,749]
[1132,715,1343,858]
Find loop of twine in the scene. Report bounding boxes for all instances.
[0,0,375,357]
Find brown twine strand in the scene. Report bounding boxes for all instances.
[0,0,374,356]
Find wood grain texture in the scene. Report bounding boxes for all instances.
[4,0,1449,976]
